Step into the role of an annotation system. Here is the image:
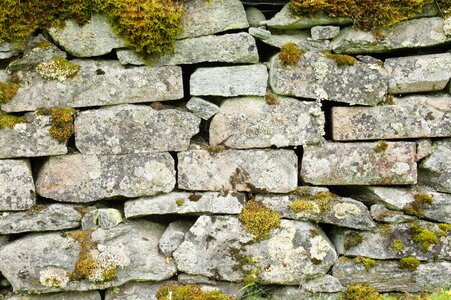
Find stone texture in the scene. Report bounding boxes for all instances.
[416,138,433,161]
[158,220,193,256]
[0,42,21,59]
[48,15,126,57]
[97,209,123,229]
[332,94,451,140]
[332,17,451,54]
[0,204,82,234]
[117,33,259,66]
[36,153,175,203]
[190,65,268,97]
[0,112,68,158]
[209,96,325,149]
[332,258,451,292]
[269,51,387,106]
[178,150,298,193]
[385,53,451,94]
[370,204,416,223]
[80,207,99,231]
[75,104,200,155]
[0,221,176,293]
[173,216,337,284]
[311,26,340,40]
[419,139,451,193]
[186,97,219,120]
[301,142,417,185]
[2,61,183,112]
[246,7,266,27]
[124,192,245,218]
[5,291,101,300]
[7,42,67,72]
[0,159,35,211]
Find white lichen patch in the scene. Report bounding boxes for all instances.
[84,244,130,282]
[310,235,330,261]
[35,57,80,82]
[333,202,361,219]
[39,268,69,288]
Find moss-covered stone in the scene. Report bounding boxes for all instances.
[279,42,302,66]
[410,224,439,252]
[323,51,357,66]
[0,114,27,129]
[344,232,363,250]
[265,92,280,105]
[392,239,405,254]
[155,284,233,300]
[373,140,388,153]
[0,81,19,104]
[398,257,420,271]
[405,194,433,218]
[354,256,377,271]
[36,107,77,143]
[238,199,281,241]
[175,199,185,207]
[290,188,337,216]
[65,230,99,281]
[342,283,382,300]
[35,57,80,81]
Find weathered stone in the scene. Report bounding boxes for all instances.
[332,258,451,292]
[332,94,451,140]
[255,187,375,230]
[117,33,259,66]
[269,51,387,106]
[419,139,451,193]
[303,275,345,293]
[0,112,68,158]
[124,192,245,218]
[270,287,340,300]
[246,7,266,27]
[7,42,67,72]
[331,222,450,261]
[0,42,21,59]
[445,16,451,36]
[0,235,8,247]
[301,142,417,185]
[75,104,200,155]
[2,61,183,112]
[186,97,219,120]
[416,138,433,161]
[180,0,248,39]
[36,153,175,203]
[385,53,451,94]
[209,96,325,149]
[370,204,416,223]
[173,216,337,284]
[97,209,123,229]
[190,65,268,97]
[178,150,297,193]
[0,70,9,82]
[0,204,82,234]
[48,15,126,57]
[158,220,193,256]
[0,221,176,293]
[5,292,101,300]
[332,17,451,54]
[311,26,340,40]
[0,159,35,211]
[81,207,98,231]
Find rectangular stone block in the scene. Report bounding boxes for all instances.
[178,150,298,193]
[301,142,417,185]
[0,159,35,211]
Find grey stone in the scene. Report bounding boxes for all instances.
[75,104,200,155]
[0,70,9,82]
[255,187,375,230]
[445,16,451,36]
[178,149,298,193]
[5,291,101,300]
[0,221,176,293]
[416,138,433,161]
[385,53,451,94]
[124,192,245,219]
[246,7,266,27]
[36,153,175,203]
[332,258,451,292]
[158,220,193,256]
[80,207,98,231]
[311,26,340,40]
[48,15,126,57]
[301,142,417,185]
[269,51,387,106]
[209,96,325,149]
[303,275,345,293]
[270,287,340,300]
[370,204,417,223]
[173,216,337,284]
[0,42,21,59]
[332,94,451,140]
[97,209,123,229]
[2,61,183,112]
[0,235,8,247]
[7,42,67,72]
[419,139,451,193]
[0,204,82,234]
[186,97,219,120]
[332,17,451,54]
[0,112,68,159]
[177,274,215,285]
[190,65,268,97]
[0,159,35,211]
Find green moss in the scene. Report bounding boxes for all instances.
[342,283,382,300]
[238,199,281,241]
[323,51,357,66]
[405,194,433,218]
[410,224,439,252]
[373,140,388,153]
[265,92,279,105]
[65,230,99,281]
[289,199,318,213]
[290,188,336,216]
[398,257,420,271]
[101,266,117,281]
[344,232,363,250]
[35,57,80,81]
[354,256,377,271]
[0,114,27,129]
[35,41,54,48]
[439,224,451,232]
[155,284,233,300]
[392,240,405,253]
[36,107,77,143]
[279,42,302,66]
[0,81,19,104]
[175,199,185,207]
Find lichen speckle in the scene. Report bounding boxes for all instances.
[39,268,70,288]
[175,198,185,207]
[310,235,330,262]
[35,57,80,81]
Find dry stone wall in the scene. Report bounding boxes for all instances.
[0,0,450,299]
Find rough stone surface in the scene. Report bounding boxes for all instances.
[332,17,451,54]
[48,15,126,57]
[332,258,451,292]
[178,150,298,193]
[7,42,67,72]
[0,42,21,59]
[370,204,416,223]
[419,139,451,193]
[2,61,183,112]
[158,220,193,256]
[246,7,266,27]
[209,96,325,149]
[186,97,219,120]
[416,138,433,161]
[97,209,123,229]
[190,64,268,97]
[75,104,200,155]
[124,192,245,218]
[311,26,340,40]
[36,153,175,203]
[0,235,8,247]
[5,291,101,300]
[173,216,337,284]
[80,207,99,231]
[0,159,35,211]
[301,142,417,185]
[385,53,451,93]
[269,51,387,106]
[332,94,451,140]
[0,221,176,293]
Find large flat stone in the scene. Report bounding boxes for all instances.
[5,291,101,300]
[36,153,175,203]
[178,149,298,193]
[269,51,387,105]
[301,142,417,185]
[332,94,451,140]
[190,65,268,97]
[0,221,176,293]
[75,104,200,155]
[419,139,451,193]
[0,159,35,211]
[209,96,325,149]
[2,61,183,112]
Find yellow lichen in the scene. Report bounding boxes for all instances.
[279,42,302,66]
[35,57,80,81]
[155,284,234,300]
[238,199,281,241]
[323,51,357,66]
[398,257,420,271]
[36,107,77,143]
[0,114,27,129]
[0,81,19,104]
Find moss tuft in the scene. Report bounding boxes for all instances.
[265,92,280,105]
[323,51,357,66]
[289,199,317,214]
[439,223,451,233]
[410,224,439,252]
[65,230,99,281]
[344,232,363,250]
[175,199,185,207]
[101,266,117,282]
[373,140,388,153]
[35,57,80,81]
[36,107,77,143]
[392,239,405,253]
[342,283,382,300]
[0,81,20,104]
[405,194,433,218]
[290,188,336,216]
[238,199,281,241]
[398,257,420,271]
[0,114,27,129]
[354,256,377,271]
[155,284,233,300]
[279,42,302,66]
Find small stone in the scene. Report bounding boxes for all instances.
[370,204,416,223]
[303,275,345,293]
[246,7,266,27]
[270,287,340,300]
[416,139,433,161]
[97,209,123,229]
[158,220,193,256]
[0,235,8,247]
[0,42,21,59]
[419,139,451,193]
[5,291,101,300]
[311,26,340,40]
[80,207,98,231]
[0,159,35,211]
[186,97,219,120]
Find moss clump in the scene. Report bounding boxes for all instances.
[410,224,439,252]
[175,199,185,207]
[155,284,234,300]
[354,256,377,271]
[0,81,20,104]
[289,199,317,214]
[35,57,80,81]
[344,232,363,250]
[398,257,420,271]
[279,42,302,66]
[373,140,388,153]
[238,199,281,241]
[392,239,405,253]
[323,51,357,66]
[439,223,451,233]
[342,283,382,300]
[383,94,395,105]
[290,188,336,216]
[404,194,433,218]
[265,92,279,105]
[65,230,99,281]
[36,107,77,143]
[101,266,117,282]
[0,114,27,129]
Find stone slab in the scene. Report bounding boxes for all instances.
[186,97,219,120]
[0,159,35,211]
[5,291,101,300]
[419,139,451,193]
[370,204,416,224]
[311,26,340,40]
[158,221,194,256]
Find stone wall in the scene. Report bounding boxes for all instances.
[0,0,450,299]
